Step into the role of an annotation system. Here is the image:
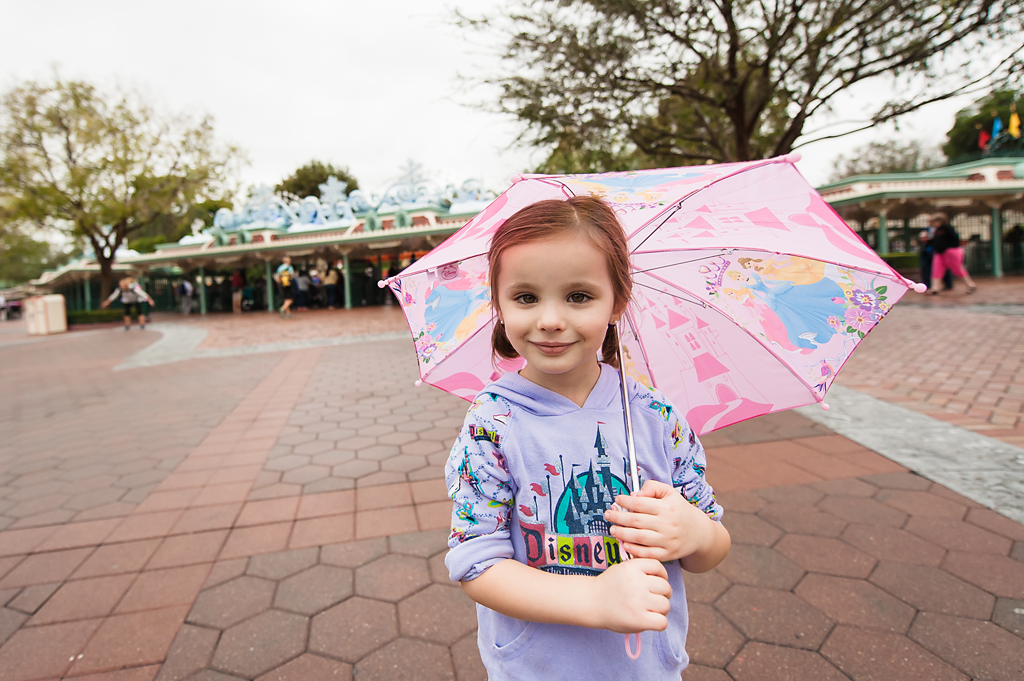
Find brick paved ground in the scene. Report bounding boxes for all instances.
[0,292,1021,680]
[840,276,1024,447]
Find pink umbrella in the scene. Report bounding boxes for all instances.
[384,156,921,441]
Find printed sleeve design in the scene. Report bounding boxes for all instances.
[635,386,723,521]
[667,407,722,520]
[444,393,516,580]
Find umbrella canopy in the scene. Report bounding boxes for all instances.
[385,157,920,435]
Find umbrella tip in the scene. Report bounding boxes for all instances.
[784,152,802,163]
[414,380,423,387]
[912,282,928,293]
[821,402,830,411]
[510,174,525,184]
[377,280,386,289]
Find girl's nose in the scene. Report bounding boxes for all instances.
[537,302,566,331]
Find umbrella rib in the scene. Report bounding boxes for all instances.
[418,314,496,387]
[621,309,658,392]
[633,281,706,307]
[639,270,827,406]
[631,245,901,279]
[627,160,778,250]
[631,252,726,276]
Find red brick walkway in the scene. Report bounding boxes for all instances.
[839,276,1024,447]
[0,304,1021,680]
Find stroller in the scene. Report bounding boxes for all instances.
[241,286,256,312]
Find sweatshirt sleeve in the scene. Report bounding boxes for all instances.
[444,394,516,582]
[664,400,723,521]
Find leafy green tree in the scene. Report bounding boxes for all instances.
[0,224,70,287]
[462,0,1023,170]
[128,198,233,253]
[0,77,239,298]
[275,160,359,200]
[944,90,1024,161]
[830,140,944,181]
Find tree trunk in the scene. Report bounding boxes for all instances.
[97,254,116,302]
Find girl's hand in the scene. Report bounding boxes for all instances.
[605,480,715,563]
[592,559,672,634]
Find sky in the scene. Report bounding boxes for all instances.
[0,0,980,197]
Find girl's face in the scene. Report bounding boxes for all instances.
[495,232,621,397]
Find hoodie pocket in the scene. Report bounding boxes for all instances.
[491,620,537,661]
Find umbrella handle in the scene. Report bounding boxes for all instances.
[615,323,641,494]
[625,633,641,660]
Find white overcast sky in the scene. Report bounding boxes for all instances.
[1,0,978,197]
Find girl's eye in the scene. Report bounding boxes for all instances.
[568,292,590,304]
[515,294,537,304]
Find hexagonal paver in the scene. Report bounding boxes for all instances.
[870,562,994,619]
[282,465,331,485]
[716,545,805,590]
[187,576,276,629]
[757,503,847,537]
[264,456,310,472]
[274,565,353,615]
[775,534,877,578]
[822,625,966,681]
[450,632,486,681]
[942,551,1024,599]
[321,538,388,568]
[398,584,477,645]
[910,612,1024,681]
[356,554,430,602]
[716,585,834,650]
[993,598,1024,638]
[247,548,319,580]
[312,451,356,467]
[683,569,730,603]
[357,445,401,462]
[255,653,351,681]
[753,484,825,506]
[310,597,398,662]
[333,460,379,478]
[817,496,908,527]
[353,638,454,681]
[294,441,334,456]
[389,529,449,558]
[861,471,932,490]
[875,489,967,519]
[905,516,1013,555]
[840,523,946,566]
[726,641,848,681]
[721,513,783,546]
[795,573,915,633]
[211,609,308,678]
[685,602,746,668]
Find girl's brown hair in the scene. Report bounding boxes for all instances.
[488,195,632,368]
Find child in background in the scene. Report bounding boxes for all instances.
[444,196,730,679]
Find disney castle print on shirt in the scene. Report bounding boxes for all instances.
[519,424,631,575]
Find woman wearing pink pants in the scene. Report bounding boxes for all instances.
[928,213,976,295]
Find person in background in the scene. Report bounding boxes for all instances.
[928,213,976,295]
[1007,224,1023,271]
[275,257,296,318]
[178,278,194,315]
[231,269,245,314]
[102,277,156,330]
[295,270,312,310]
[324,267,339,309]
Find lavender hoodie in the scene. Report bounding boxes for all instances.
[444,363,723,680]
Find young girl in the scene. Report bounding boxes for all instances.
[444,196,730,679]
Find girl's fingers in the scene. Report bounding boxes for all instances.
[612,495,664,515]
[622,542,667,560]
[612,526,662,547]
[646,574,673,600]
